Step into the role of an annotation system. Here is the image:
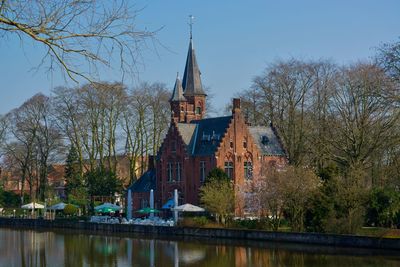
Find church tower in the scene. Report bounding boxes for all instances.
[170,31,207,123]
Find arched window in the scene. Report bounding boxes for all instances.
[167,162,173,182]
[175,161,182,181]
[244,153,253,180]
[196,101,202,114]
[196,106,201,114]
[224,153,234,179]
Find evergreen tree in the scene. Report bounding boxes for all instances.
[65,145,82,197]
[86,168,122,198]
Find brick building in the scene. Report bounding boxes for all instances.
[128,35,287,214]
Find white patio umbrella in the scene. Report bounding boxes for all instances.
[21,202,44,209]
[172,203,205,212]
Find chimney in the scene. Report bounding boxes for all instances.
[232,98,241,114]
[148,155,155,170]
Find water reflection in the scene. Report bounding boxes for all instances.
[0,228,399,267]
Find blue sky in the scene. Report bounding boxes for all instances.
[0,0,399,114]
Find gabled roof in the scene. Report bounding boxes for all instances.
[127,170,155,193]
[248,126,286,156]
[176,123,197,147]
[182,38,206,96]
[170,76,186,102]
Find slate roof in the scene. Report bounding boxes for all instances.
[190,116,232,155]
[176,123,197,147]
[177,116,231,156]
[176,117,286,157]
[170,76,186,102]
[182,38,206,96]
[248,126,286,156]
[127,170,155,193]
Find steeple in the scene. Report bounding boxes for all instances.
[170,73,186,102]
[170,17,207,123]
[182,35,206,96]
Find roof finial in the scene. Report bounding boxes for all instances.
[176,71,179,79]
[188,15,194,39]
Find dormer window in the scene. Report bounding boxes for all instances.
[261,135,269,145]
[202,133,211,141]
[211,131,220,141]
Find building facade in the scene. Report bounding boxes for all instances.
[128,35,287,215]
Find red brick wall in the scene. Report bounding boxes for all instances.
[156,122,189,208]
[215,109,262,186]
[152,99,288,215]
[171,95,206,123]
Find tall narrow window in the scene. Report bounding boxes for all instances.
[224,161,234,179]
[141,199,148,209]
[244,161,253,180]
[196,106,201,114]
[171,140,176,153]
[167,162,173,182]
[176,162,181,181]
[200,161,206,182]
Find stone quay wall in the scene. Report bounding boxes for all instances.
[0,218,399,250]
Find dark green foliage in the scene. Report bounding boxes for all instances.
[365,187,400,228]
[86,168,122,197]
[205,167,229,183]
[0,188,25,207]
[317,165,338,182]
[65,145,83,196]
[305,176,368,234]
[305,180,336,232]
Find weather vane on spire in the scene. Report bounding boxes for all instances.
[188,15,194,39]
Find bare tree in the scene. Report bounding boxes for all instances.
[52,86,86,175]
[328,63,400,176]
[121,82,169,183]
[246,165,320,231]
[0,115,7,151]
[377,38,400,82]
[307,61,337,170]
[251,59,317,165]
[0,0,155,82]
[3,94,63,202]
[247,167,286,230]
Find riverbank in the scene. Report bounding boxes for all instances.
[0,217,399,251]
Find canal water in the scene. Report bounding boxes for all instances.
[0,228,399,267]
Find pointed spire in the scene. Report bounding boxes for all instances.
[170,73,186,102]
[182,36,206,96]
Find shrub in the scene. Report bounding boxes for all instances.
[192,216,209,226]
[64,204,78,216]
